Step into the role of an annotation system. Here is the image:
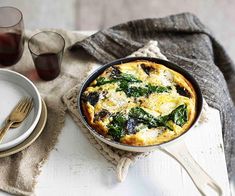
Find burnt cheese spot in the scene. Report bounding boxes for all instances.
[140,63,155,75]
[94,109,110,121]
[110,66,121,77]
[82,92,99,106]
[176,85,191,98]
[100,90,108,99]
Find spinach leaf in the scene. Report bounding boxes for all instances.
[117,83,171,98]
[107,113,127,141]
[147,84,172,94]
[129,107,165,128]
[94,69,171,98]
[117,85,148,97]
[111,73,141,83]
[128,104,188,129]
[95,72,141,87]
[112,113,127,126]
[126,87,148,97]
[107,125,124,141]
[170,104,188,126]
[107,112,140,141]
[95,77,116,86]
[107,104,188,141]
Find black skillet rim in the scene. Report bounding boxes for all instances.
[78,57,203,148]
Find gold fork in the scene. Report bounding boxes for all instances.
[0,97,33,142]
[6,100,33,129]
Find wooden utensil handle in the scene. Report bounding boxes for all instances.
[160,141,223,196]
[0,121,13,142]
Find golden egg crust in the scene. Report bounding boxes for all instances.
[81,60,197,146]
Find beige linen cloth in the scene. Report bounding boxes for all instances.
[0,30,207,195]
[0,29,95,195]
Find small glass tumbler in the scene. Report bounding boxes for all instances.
[0,6,24,67]
[28,31,65,81]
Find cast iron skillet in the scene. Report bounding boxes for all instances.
[78,57,222,195]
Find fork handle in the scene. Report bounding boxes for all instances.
[0,121,14,143]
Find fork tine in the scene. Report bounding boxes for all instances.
[17,98,27,111]
[23,98,33,113]
[20,98,31,113]
[28,101,33,113]
[15,98,27,111]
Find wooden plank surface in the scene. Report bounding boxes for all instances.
[0,31,230,196]
[33,107,229,196]
[35,32,230,195]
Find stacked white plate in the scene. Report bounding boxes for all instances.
[0,69,42,151]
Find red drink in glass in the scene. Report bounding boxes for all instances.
[34,53,61,81]
[0,7,24,67]
[0,32,24,66]
[28,31,65,81]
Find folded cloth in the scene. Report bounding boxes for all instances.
[70,13,235,179]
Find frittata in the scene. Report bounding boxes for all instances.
[81,60,197,146]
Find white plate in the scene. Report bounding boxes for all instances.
[0,69,41,151]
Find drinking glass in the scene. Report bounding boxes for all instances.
[0,6,24,67]
[28,31,65,81]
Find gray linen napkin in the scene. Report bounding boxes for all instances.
[70,13,235,180]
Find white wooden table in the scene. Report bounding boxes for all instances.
[33,107,230,196]
[0,31,231,196]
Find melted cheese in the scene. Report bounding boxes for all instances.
[82,60,197,146]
